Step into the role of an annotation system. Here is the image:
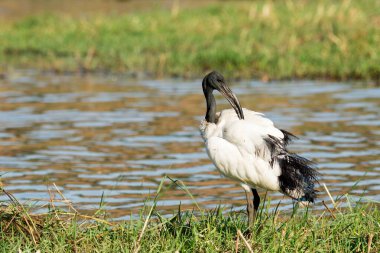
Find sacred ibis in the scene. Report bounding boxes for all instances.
[199,71,318,225]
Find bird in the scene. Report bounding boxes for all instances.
[199,71,319,226]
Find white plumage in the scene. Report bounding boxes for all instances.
[200,71,318,225]
[200,108,283,192]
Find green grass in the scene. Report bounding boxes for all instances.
[1,180,379,253]
[2,204,379,253]
[0,0,379,80]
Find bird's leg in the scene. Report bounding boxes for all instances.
[244,189,254,226]
[251,188,260,223]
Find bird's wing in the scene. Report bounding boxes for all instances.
[218,109,295,162]
[219,108,281,131]
[215,109,317,201]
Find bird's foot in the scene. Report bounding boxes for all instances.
[242,227,253,239]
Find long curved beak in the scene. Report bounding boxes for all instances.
[218,83,244,120]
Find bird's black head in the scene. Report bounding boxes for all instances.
[202,71,244,121]
[202,71,226,91]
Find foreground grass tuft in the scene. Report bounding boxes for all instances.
[0,0,379,80]
[1,186,379,253]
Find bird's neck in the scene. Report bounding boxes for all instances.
[204,88,216,123]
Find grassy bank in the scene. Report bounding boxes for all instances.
[1,186,379,252]
[0,0,379,80]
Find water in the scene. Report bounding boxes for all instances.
[0,71,379,219]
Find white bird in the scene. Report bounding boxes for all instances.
[199,71,318,226]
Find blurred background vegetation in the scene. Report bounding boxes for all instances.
[0,0,379,81]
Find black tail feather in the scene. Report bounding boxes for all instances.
[280,129,298,146]
[264,129,319,202]
[278,153,319,202]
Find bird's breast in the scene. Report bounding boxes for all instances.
[199,119,222,141]
[205,136,249,181]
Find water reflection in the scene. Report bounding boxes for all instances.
[0,71,379,219]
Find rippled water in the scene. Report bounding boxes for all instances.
[0,71,379,219]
